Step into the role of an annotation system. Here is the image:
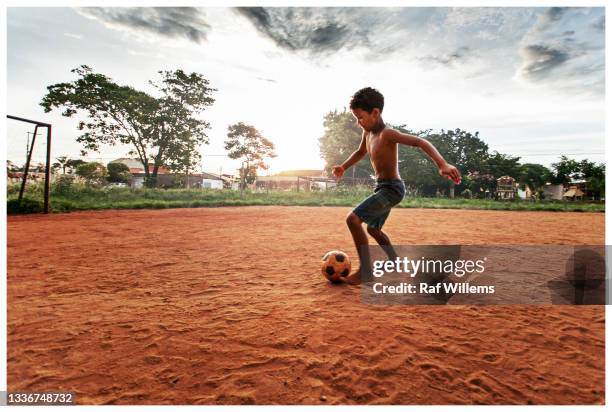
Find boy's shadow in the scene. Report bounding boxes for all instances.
[547,246,606,305]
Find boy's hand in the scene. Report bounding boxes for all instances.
[332,165,345,179]
[439,163,462,184]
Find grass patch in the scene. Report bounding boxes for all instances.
[6,182,605,214]
[7,197,45,214]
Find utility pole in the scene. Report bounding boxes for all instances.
[240,161,246,199]
[185,151,190,189]
[26,131,39,159]
[185,164,190,189]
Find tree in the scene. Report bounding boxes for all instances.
[41,65,216,187]
[106,162,131,183]
[551,156,580,184]
[66,159,86,174]
[225,122,276,198]
[76,162,107,186]
[7,160,16,173]
[395,126,440,195]
[32,162,46,173]
[464,171,496,198]
[149,69,215,186]
[52,156,70,174]
[578,159,605,199]
[518,163,552,193]
[425,129,489,198]
[483,151,522,179]
[319,109,373,179]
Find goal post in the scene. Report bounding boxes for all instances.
[7,115,52,214]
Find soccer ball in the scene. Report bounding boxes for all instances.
[321,250,351,283]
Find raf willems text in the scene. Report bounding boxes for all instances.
[372,281,495,295]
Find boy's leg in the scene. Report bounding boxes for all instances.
[345,212,373,284]
[367,226,399,261]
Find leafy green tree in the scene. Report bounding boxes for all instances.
[66,159,86,174]
[518,163,552,192]
[426,129,489,198]
[41,65,215,187]
[551,156,580,184]
[464,171,496,198]
[149,70,215,186]
[225,122,276,198]
[106,162,131,183]
[483,152,522,179]
[578,159,605,199]
[53,156,70,174]
[431,129,489,172]
[76,162,107,186]
[395,126,440,195]
[319,109,373,179]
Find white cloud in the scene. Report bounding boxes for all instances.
[63,32,83,39]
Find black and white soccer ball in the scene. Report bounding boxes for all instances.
[321,250,351,283]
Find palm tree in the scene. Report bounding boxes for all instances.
[7,160,16,173]
[53,156,70,174]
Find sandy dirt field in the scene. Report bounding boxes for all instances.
[7,206,605,404]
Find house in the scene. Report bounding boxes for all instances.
[517,186,535,200]
[543,183,564,200]
[219,173,239,189]
[495,176,516,200]
[200,172,224,189]
[109,158,223,189]
[543,181,600,201]
[255,170,326,191]
[566,180,601,201]
[563,186,585,201]
[7,171,46,184]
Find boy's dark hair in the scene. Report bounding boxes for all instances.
[350,87,384,113]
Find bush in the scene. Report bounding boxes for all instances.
[76,162,107,186]
[106,162,131,183]
[7,183,21,196]
[52,175,76,196]
[7,197,44,214]
[461,188,472,199]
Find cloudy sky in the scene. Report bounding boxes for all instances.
[6,7,605,174]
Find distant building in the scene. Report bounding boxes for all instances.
[517,187,535,200]
[255,170,327,191]
[274,169,325,177]
[219,174,239,189]
[109,158,223,189]
[563,186,585,200]
[543,181,601,201]
[200,172,224,189]
[7,171,46,184]
[495,176,516,200]
[566,180,602,201]
[543,183,564,200]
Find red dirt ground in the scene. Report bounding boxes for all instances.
[7,206,605,404]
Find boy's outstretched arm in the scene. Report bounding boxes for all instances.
[332,132,367,179]
[384,129,462,184]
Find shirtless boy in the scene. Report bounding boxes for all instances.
[332,87,461,284]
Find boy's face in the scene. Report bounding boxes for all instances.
[351,108,380,132]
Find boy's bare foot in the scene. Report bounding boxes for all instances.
[343,270,374,285]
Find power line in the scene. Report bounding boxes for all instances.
[511,153,604,157]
